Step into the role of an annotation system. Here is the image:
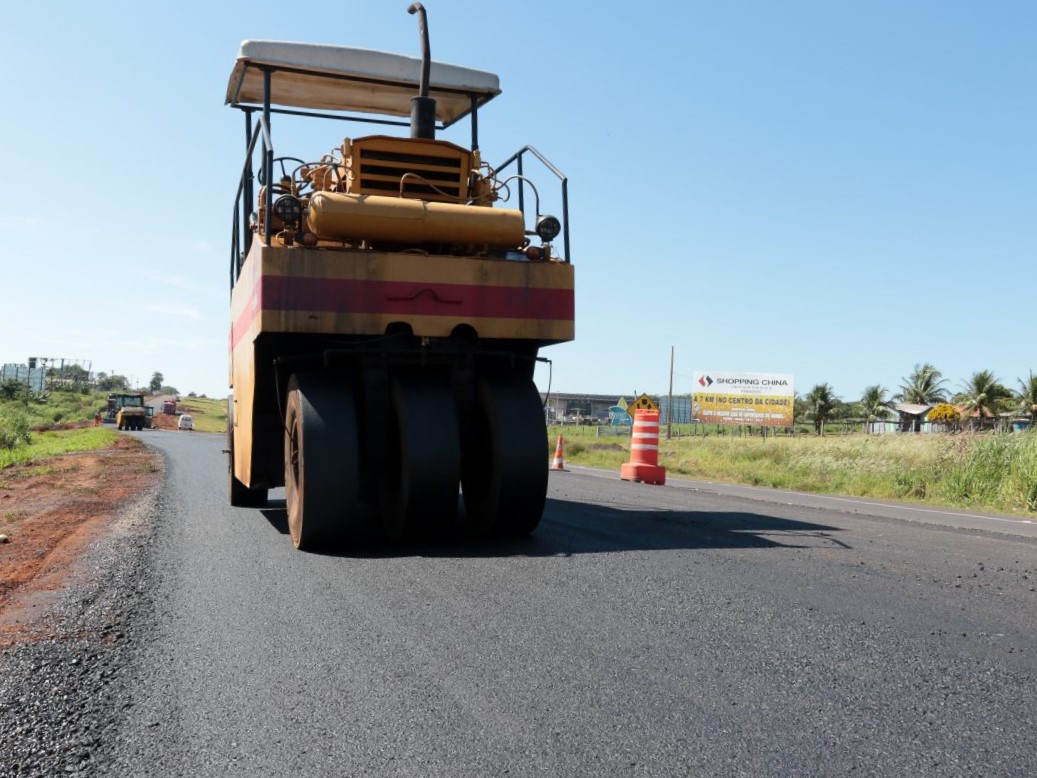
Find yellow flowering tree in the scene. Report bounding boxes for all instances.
[927,402,961,431]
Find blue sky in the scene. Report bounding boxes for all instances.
[1,1,1033,402]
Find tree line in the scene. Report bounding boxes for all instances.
[1,368,179,398]
[802,364,1037,434]
[92,371,178,394]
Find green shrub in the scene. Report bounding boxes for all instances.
[0,379,21,401]
[0,411,32,450]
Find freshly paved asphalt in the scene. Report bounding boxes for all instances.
[107,430,1037,776]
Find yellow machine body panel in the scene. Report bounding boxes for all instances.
[230,242,574,348]
[228,242,575,488]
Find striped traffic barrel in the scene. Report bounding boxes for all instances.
[620,409,666,485]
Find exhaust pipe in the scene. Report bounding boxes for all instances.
[407,3,436,139]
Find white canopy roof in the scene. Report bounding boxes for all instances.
[226,40,501,126]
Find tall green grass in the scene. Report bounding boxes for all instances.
[548,425,1037,515]
[939,433,1037,512]
[0,388,106,428]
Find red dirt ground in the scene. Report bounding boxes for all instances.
[150,411,181,431]
[0,436,161,647]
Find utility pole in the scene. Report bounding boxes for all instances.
[667,346,674,440]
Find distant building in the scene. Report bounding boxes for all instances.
[888,402,933,433]
[541,392,701,425]
[541,392,633,424]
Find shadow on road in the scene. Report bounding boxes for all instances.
[258,496,848,558]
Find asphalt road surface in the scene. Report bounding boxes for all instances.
[102,431,1037,776]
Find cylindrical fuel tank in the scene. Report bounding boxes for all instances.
[307,192,525,248]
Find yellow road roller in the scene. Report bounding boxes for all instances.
[226,5,574,550]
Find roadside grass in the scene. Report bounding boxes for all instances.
[0,428,119,470]
[176,396,226,434]
[939,432,1037,512]
[548,425,1037,516]
[0,389,222,470]
[0,389,108,429]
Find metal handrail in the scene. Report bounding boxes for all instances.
[493,145,570,263]
[230,113,272,289]
[232,131,571,287]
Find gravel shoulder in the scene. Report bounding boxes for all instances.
[0,434,165,777]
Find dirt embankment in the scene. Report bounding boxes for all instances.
[0,436,161,646]
[149,412,181,431]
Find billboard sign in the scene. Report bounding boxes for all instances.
[692,371,795,427]
[609,397,632,426]
[608,405,632,426]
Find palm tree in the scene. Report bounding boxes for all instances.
[805,383,839,435]
[1017,371,1037,427]
[955,369,1012,430]
[897,363,948,405]
[793,393,807,427]
[859,384,891,433]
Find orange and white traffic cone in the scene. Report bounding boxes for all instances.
[620,409,666,485]
[551,435,567,471]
